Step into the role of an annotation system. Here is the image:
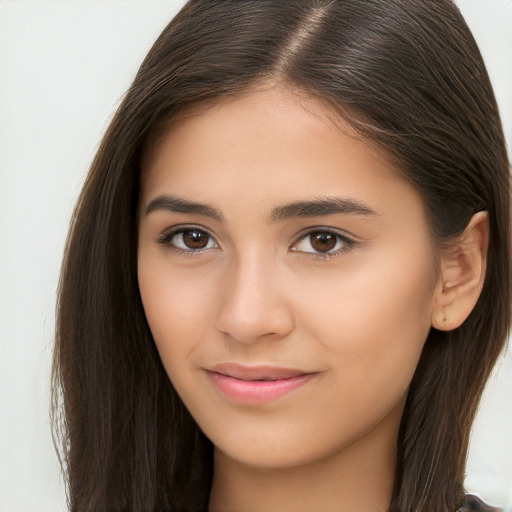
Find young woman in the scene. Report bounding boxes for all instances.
[51,1,511,511]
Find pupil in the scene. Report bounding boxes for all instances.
[183,230,208,249]
[311,232,336,252]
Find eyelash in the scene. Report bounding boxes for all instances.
[156,225,218,256]
[156,226,357,259]
[291,229,357,259]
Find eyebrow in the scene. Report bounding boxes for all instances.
[144,194,378,222]
[144,195,224,221]
[270,196,378,221]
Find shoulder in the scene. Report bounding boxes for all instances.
[459,494,502,512]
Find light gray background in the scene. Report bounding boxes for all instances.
[1,1,511,510]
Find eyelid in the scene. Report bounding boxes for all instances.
[290,227,358,257]
[156,224,219,253]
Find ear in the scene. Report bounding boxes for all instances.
[431,211,489,331]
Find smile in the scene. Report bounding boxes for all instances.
[206,363,317,404]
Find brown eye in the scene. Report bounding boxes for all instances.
[310,232,337,252]
[291,229,354,256]
[182,230,210,249]
[159,228,218,252]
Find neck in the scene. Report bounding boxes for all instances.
[208,408,400,512]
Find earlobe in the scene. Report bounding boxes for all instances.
[431,211,489,331]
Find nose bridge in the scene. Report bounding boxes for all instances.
[214,245,294,343]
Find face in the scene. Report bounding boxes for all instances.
[137,86,438,470]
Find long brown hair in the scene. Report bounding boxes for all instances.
[52,1,511,510]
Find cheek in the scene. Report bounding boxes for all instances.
[137,257,219,374]
[296,246,435,402]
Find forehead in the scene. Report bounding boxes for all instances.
[140,86,425,226]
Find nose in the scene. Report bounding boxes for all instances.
[214,251,295,344]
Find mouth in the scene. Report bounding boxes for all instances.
[210,362,310,381]
[205,363,317,404]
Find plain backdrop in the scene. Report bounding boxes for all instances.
[1,1,511,510]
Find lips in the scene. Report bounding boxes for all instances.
[206,363,317,404]
[209,362,310,381]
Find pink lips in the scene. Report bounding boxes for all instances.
[206,363,316,404]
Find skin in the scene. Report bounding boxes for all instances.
[137,86,488,512]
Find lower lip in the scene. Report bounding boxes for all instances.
[207,371,315,404]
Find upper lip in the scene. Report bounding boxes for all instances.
[208,362,313,381]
